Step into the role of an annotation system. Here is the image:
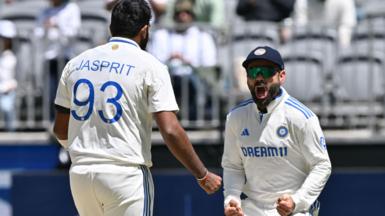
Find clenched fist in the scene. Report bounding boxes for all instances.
[197,171,222,194]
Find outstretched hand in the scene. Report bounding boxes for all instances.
[197,171,222,194]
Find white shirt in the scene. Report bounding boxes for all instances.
[148,26,217,67]
[324,0,357,47]
[0,49,17,93]
[55,37,179,167]
[222,88,331,213]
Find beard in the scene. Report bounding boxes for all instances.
[251,82,281,111]
[139,31,149,50]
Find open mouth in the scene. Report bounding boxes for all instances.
[255,85,268,99]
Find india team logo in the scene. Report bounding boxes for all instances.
[276,126,288,138]
[254,48,266,55]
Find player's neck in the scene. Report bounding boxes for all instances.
[257,105,267,113]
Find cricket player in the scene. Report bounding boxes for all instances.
[53,0,221,215]
[222,46,331,216]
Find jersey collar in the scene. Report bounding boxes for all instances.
[264,87,287,113]
[109,37,139,48]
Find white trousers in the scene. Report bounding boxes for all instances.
[69,164,154,216]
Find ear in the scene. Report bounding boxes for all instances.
[139,24,149,39]
[279,70,286,84]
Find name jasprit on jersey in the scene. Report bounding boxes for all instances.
[75,59,136,76]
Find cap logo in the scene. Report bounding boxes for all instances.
[254,48,266,56]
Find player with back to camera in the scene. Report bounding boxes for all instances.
[52,0,222,215]
[222,46,331,216]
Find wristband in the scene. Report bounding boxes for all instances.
[196,169,208,181]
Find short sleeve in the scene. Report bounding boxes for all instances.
[146,63,179,113]
[54,62,72,109]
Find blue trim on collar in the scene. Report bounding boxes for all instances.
[230,99,254,113]
[109,38,138,47]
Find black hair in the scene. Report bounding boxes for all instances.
[110,0,151,38]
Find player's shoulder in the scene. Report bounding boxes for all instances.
[227,98,254,118]
[282,96,317,122]
[139,49,169,73]
[141,49,164,64]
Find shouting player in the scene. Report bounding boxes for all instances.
[222,46,331,216]
[53,0,222,215]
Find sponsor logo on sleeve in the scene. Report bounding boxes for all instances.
[241,128,250,136]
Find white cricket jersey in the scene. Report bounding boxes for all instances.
[55,37,179,167]
[222,88,331,213]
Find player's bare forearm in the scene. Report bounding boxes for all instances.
[155,111,206,177]
[155,111,222,194]
[53,110,70,140]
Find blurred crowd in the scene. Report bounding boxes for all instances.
[0,0,384,131]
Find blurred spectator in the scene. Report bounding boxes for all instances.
[292,0,308,26]
[34,0,81,119]
[236,0,295,22]
[34,0,81,60]
[282,0,308,41]
[162,0,225,29]
[105,0,168,24]
[324,0,357,47]
[150,0,169,21]
[149,0,218,119]
[0,20,17,131]
[236,0,297,43]
[231,0,307,100]
[0,0,15,11]
[3,0,14,5]
[0,0,15,5]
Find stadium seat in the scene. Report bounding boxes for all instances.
[0,1,48,36]
[360,0,385,20]
[288,24,338,75]
[281,50,328,118]
[330,49,385,128]
[231,21,280,57]
[78,3,110,45]
[352,20,385,64]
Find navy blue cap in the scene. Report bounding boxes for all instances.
[242,46,284,70]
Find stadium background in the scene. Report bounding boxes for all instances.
[0,0,384,215]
